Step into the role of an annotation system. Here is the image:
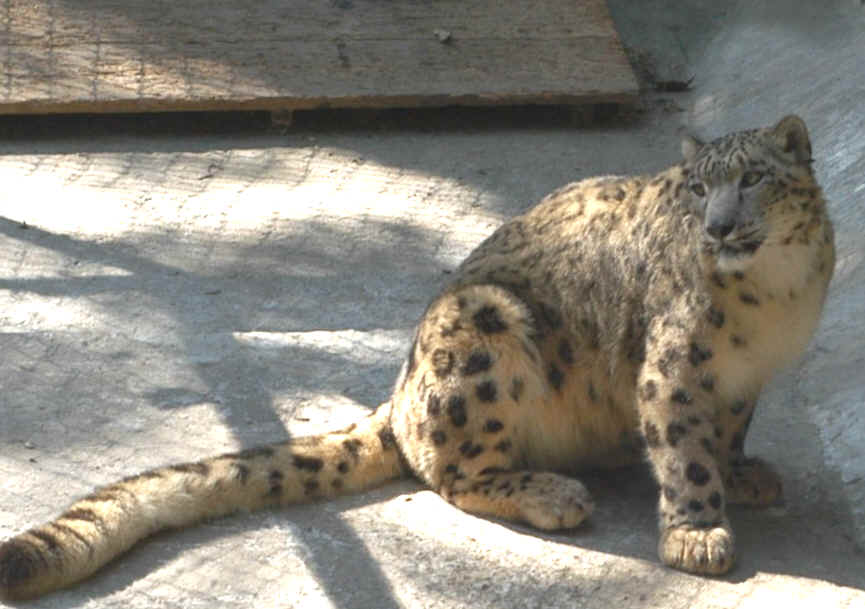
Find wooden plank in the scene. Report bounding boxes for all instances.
[0,0,638,114]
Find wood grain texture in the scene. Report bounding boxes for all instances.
[0,0,638,114]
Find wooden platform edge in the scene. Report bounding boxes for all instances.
[0,89,638,116]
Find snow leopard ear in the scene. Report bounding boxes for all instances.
[771,115,812,165]
[681,135,704,163]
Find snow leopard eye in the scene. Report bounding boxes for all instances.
[689,181,706,197]
[740,171,764,188]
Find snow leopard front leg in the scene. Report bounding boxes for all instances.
[723,395,783,508]
[637,314,735,575]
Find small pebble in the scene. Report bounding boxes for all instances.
[433,28,452,43]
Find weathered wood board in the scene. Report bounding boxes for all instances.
[0,0,638,114]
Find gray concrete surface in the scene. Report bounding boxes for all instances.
[1,0,864,607]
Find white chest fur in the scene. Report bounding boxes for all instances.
[711,240,830,402]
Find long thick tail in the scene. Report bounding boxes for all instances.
[0,402,406,601]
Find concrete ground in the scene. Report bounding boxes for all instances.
[1,1,864,607]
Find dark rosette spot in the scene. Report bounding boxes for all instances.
[666,423,688,447]
[447,395,468,427]
[473,306,508,334]
[462,351,492,376]
[686,462,711,486]
[476,380,498,403]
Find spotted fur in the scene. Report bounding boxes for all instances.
[0,116,834,599]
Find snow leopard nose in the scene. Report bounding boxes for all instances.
[706,220,735,240]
